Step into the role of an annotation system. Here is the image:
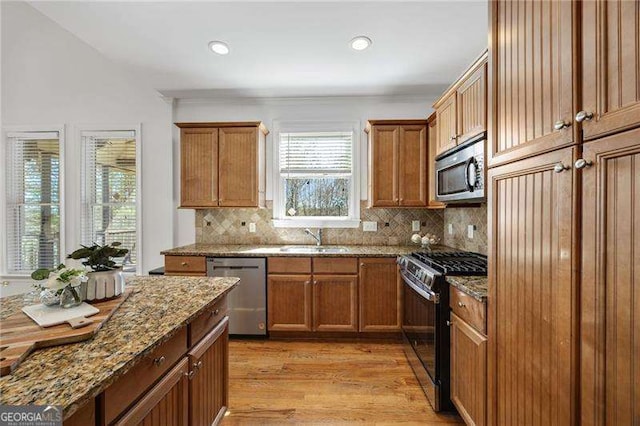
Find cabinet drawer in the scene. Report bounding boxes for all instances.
[450,286,486,335]
[313,257,358,274]
[103,327,188,424]
[188,296,228,347]
[268,257,311,274]
[165,256,206,273]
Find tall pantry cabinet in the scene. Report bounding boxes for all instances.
[487,0,640,425]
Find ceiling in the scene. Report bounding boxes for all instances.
[30,1,488,99]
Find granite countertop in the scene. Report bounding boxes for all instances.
[447,276,488,302]
[161,243,418,257]
[0,276,239,419]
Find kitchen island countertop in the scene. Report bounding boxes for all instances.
[161,243,418,257]
[0,276,238,419]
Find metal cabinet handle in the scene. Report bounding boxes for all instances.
[575,111,594,122]
[193,360,203,370]
[181,262,188,266]
[210,308,220,316]
[360,263,365,267]
[457,301,466,308]
[553,163,570,173]
[1,281,9,287]
[153,356,166,366]
[554,120,571,131]
[575,158,593,169]
[446,320,453,326]
[313,281,318,285]
[449,135,457,141]
[305,281,311,285]
[186,370,195,380]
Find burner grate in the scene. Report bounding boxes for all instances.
[411,251,487,276]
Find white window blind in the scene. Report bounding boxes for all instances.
[81,130,137,271]
[278,131,354,219]
[280,132,353,175]
[5,131,61,274]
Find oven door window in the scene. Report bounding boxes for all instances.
[403,282,437,381]
[437,162,468,195]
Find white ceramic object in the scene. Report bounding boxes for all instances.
[22,302,99,328]
[83,268,125,302]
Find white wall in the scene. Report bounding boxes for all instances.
[173,96,435,246]
[1,1,173,285]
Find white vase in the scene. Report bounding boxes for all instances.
[83,268,125,301]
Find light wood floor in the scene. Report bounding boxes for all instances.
[222,339,464,425]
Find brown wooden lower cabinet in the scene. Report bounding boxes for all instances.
[450,312,487,426]
[267,274,313,331]
[114,358,190,426]
[580,128,640,426]
[359,258,401,332]
[188,317,229,426]
[487,146,577,425]
[313,275,358,332]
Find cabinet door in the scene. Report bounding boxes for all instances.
[451,313,487,426]
[398,125,427,207]
[580,128,640,426]
[369,125,399,206]
[581,0,640,141]
[427,115,446,209]
[435,93,458,156]
[312,275,358,332]
[218,127,258,207]
[189,317,229,426]
[359,258,401,332]
[114,358,189,426]
[267,275,313,331]
[180,128,218,207]
[457,62,487,144]
[488,0,576,167]
[487,146,577,425]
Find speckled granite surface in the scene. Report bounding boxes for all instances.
[0,276,238,419]
[447,276,488,301]
[161,243,419,257]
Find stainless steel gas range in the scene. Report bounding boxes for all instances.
[397,250,487,412]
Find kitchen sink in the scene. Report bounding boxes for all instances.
[279,246,350,254]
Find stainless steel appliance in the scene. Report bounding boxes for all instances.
[207,257,266,336]
[435,135,485,203]
[398,250,487,412]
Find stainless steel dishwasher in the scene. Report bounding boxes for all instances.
[206,257,266,336]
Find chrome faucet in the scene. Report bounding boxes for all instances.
[304,228,323,246]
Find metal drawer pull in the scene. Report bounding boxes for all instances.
[575,111,593,122]
[181,262,188,266]
[211,308,220,316]
[574,158,593,169]
[194,360,203,370]
[457,301,466,308]
[446,320,453,326]
[153,356,166,366]
[186,370,195,380]
[554,120,571,130]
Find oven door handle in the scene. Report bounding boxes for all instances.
[400,271,440,304]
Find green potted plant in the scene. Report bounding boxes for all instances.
[67,242,129,301]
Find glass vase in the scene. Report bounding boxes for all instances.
[60,285,82,308]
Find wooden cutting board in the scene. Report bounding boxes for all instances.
[0,290,131,376]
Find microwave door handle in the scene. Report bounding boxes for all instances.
[464,157,475,192]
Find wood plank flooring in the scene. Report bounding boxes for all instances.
[222,339,463,425]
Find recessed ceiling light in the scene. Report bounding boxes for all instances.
[208,41,230,55]
[350,36,372,51]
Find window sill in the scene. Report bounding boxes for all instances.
[271,218,361,229]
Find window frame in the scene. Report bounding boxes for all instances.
[271,120,361,229]
[0,125,66,277]
[76,124,142,275]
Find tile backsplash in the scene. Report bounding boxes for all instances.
[443,204,488,254]
[196,201,444,246]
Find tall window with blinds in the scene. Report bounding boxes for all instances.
[81,130,138,272]
[278,131,354,220]
[5,131,61,274]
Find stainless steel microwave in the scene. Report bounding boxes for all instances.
[435,136,485,203]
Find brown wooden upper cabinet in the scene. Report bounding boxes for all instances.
[176,122,268,208]
[426,113,445,209]
[488,1,576,167]
[580,0,640,142]
[366,120,427,208]
[433,51,487,158]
